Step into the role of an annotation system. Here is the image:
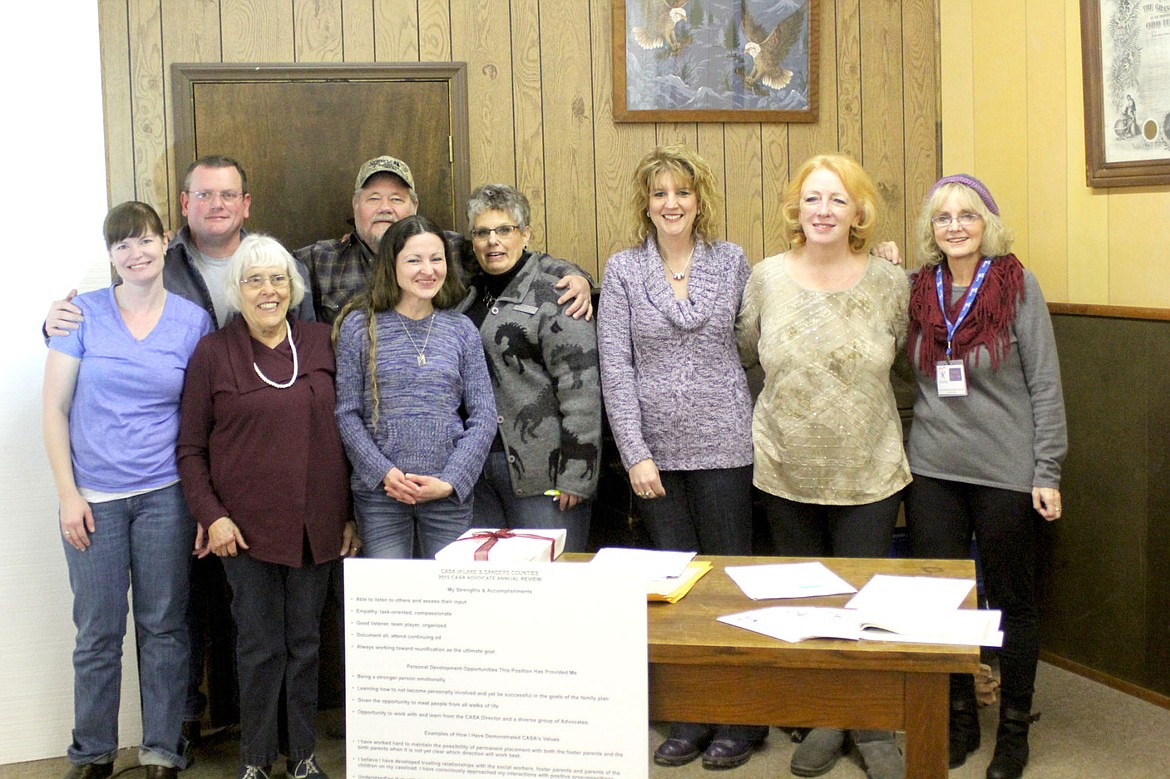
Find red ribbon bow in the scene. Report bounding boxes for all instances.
[456,529,557,561]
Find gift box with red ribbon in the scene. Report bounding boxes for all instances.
[434,528,566,562]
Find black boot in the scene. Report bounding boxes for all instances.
[949,695,980,768]
[986,708,1039,779]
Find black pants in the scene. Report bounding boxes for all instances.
[221,553,333,766]
[904,475,1040,711]
[636,466,755,555]
[640,466,766,744]
[763,491,901,558]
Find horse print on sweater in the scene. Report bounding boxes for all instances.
[495,321,543,374]
[514,385,557,443]
[547,429,599,482]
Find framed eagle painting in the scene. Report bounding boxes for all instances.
[612,0,819,122]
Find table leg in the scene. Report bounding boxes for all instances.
[903,672,949,779]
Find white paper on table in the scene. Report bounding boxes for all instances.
[723,562,858,600]
[345,560,649,778]
[859,609,1004,647]
[718,606,1004,647]
[718,606,861,643]
[589,546,695,581]
[844,574,975,613]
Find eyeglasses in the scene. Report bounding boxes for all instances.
[470,224,522,241]
[240,274,290,289]
[931,212,982,229]
[188,190,244,204]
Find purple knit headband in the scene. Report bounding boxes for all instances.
[927,174,999,216]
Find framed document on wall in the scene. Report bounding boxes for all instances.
[1080,0,1170,187]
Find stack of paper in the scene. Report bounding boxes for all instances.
[589,548,710,602]
[718,568,1003,647]
[648,561,713,603]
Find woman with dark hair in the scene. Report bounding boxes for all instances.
[460,183,601,552]
[598,144,765,770]
[334,215,496,559]
[178,233,356,779]
[903,175,1066,779]
[737,153,909,779]
[45,201,212,779]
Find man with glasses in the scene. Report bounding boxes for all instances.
[44,155,315,335]
[41,154,316,757]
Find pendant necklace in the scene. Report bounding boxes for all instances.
[398,311,436,366]
[253,320,298,389]
[663,245,695,281]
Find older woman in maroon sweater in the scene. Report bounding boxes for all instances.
[178,234,357,779]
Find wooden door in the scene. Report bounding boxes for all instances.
[173,63,471,252]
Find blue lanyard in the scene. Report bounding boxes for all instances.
[936,258,992,360]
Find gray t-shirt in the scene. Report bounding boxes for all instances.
[188,243,233,328]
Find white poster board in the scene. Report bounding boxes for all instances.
[345,559,648,779]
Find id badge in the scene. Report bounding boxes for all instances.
[936,360,968,397]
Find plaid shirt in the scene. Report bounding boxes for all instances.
[295,230,473,325]
[294,233,374,325]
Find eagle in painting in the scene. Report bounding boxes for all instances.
[633,0,689,54]
[741,2,805,91]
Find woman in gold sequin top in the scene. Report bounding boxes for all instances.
[736,153,910,779]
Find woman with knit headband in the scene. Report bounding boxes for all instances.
[903,174,1067,779]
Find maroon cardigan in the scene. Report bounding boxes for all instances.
[178,316,351,567]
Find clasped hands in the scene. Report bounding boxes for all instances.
[384,467,453,504]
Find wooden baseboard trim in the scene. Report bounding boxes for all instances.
[1048,302,1170,321]
[1040,651,1170,710]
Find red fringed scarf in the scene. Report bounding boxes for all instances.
[907,254,1026,374]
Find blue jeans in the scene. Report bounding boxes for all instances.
[63,483,194,769]
[353,486,473,559]
[473,450,592,553]
[221,553,333,766]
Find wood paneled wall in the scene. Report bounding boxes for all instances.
[98,0,939,275]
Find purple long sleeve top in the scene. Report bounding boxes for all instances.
[598,237,754,472]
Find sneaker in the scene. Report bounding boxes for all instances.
[238,766,271,779]
[288,754,329,778]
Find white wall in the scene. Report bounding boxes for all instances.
[0,5,143,765]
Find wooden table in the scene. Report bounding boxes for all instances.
[615,555,979,779]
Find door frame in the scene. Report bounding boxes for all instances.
[171,61,471,234]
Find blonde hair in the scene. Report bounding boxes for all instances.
[629,144,721,245]
[781,153,879,254]
[914,181,1015,265]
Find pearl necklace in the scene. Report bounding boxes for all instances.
[663,245,695,280]
[252,321,298,389]
[398,311,436,366]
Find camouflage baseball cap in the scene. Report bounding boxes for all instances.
[355,156,415,191]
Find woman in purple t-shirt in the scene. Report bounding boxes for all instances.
[43,202,212,779]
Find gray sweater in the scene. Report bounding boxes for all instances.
[907,269,1067,492]
[460,252,602,499]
